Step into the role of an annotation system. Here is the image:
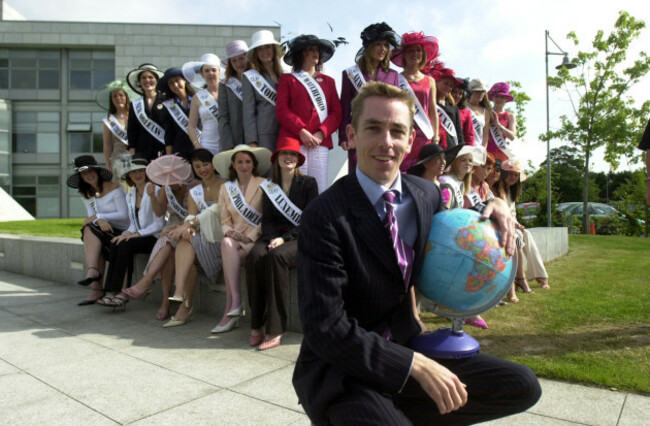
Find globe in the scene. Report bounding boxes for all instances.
[410,208,516,359]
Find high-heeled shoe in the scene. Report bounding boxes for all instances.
[258,335,282,351]
[514,277,534,293]
[537,277,551,289]
[163,307,194,328]
[226,303,245,318]
[123,286,152,301]
[168,295,189,308]
[211,317,239,333]
[77,267,102,287]
[78,290,105,306]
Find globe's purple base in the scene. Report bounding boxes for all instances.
[409,328,480,359]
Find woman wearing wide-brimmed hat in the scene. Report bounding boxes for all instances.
[339,22,401,173]
[245,136,318,350]
[122,154,195,320]
[67,155,129,306]
[451,77,476,147]
[407,142,463,186]
[439,144,484,210]
[160,149,227,327]
[242,30,285,151]
[126,63,166,161]
[183,53,222,155]
[391,31,441,172]
[157,67,196,161]
[276,34,342,193]
[467,78,493,148]
[487,82,517,162]
[210,144,271,333]
[96,80,137,177]
[494,159,550,297]
[431,64,465,150]
[219,40,251,152]
[97,154,164,310]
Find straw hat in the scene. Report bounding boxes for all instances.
[212,144,272,177]
[126,63,164,95]
[247,30,285,63]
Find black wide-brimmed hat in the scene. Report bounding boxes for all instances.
[115,153,149,180]
[126,63,164,95]
[66,155,113,188]
[355,22,401,62]
[156,67,184,92]
[283,34,336,66]
[407,143,464,176]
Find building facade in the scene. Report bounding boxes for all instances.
[0,14,278,218]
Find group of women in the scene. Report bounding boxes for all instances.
[70,22,541,347]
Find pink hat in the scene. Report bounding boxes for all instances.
[146,155,193,186]
[272,136,305,167]
[488,82,514,102]
[390,31,439,68]
[225,40,249,60]
[430,64,462,86]
[501,159,527,182]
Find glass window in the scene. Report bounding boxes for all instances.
[69,133,91,152]
[13,176,35,185]
[70,70,91,90]
[11,70,36,89]
[15,197,36,216]
[38,112,59,122]
[39,176,59,185]
[93,70,114,90]
[0,70,7,89]
[37,197,60,217]
[38,70,59,89]
[13,186,36,196]
[69,194,87,218]
[37,133,59,153]
[0,133,8,152]
[69,112,90,123]
[69,50,114,94]
[13,133,36,153]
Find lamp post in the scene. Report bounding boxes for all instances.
[545,30,576,227]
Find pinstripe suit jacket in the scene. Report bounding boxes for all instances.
[293,172,444,424]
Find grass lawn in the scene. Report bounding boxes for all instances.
[422,234,650,394]
[0,219,84,239]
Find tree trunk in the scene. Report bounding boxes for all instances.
[582,145,591,234]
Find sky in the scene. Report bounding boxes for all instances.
[6,0,650,173]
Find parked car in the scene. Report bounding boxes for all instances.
[517,202,540,222]
[555,202,624,233]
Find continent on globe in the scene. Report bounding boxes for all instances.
[456,222,508,293]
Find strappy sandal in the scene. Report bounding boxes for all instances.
[537,277,551,289]
[514,277,534,293]
[109,293,130,312]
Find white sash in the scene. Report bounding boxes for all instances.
[189,185,209,212]
[260,179,302,227]
[165,186,187,218]
[88,197,97,215]
[465,190,483,208]
[243,69,276,106]
[292,70,328,124]
[196,89,219,124]
[439,176,464,210]
[397,74,434,140]
[126,189,141,231]
[163,99,201,139]
[132,98,165,145]
[225,77,243,101]
[345,64,367,93]
[103,115,128,146]
[470,110,483,144]
[489,122,514,158]
[437,105,458,146]
[224,180,262,227]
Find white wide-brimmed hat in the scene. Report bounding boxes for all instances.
[212,144,272,177]
[468,78,489,92]
[246,30,285,62]
[115,153,149,180]
[182,53,221,88]
[225,40,249,60]
[456,144,487,166]
[126,63,164,95]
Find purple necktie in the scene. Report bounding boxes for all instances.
[383,190,414,288]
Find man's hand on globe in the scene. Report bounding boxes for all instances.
[480,198,516,256]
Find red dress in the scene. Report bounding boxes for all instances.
[487,110,511,162]
[400,76,433,172]
[458,108,475,146]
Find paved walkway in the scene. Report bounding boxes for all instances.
[0,271,647,425]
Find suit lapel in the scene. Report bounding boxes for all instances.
[344,174,402,282]
[402,175,435,283]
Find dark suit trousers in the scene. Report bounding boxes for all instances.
[326,353,541,426]
[245,240,297,335]
[103,236,157,293]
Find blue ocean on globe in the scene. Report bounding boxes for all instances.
[416,209,516,318]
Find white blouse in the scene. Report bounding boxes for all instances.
[124,183,165,237]
[84,187,130,230]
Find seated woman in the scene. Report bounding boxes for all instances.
[67,156,129,306]
[246,137,318,350]
[98,154,164,309]
[407,141,462,187]
[122,155,194,320]
[495,159,550,293]
[210,144,272,333]
[163,149,226,328]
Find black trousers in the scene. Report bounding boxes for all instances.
[326,353,541,426]
[103,235,157,293]
[245,239,297,335]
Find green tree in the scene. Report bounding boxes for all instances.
[541,11,650,233]
[506,80,531,138]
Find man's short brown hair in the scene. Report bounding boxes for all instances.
[350,81,416,132]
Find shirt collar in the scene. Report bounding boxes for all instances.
[356,167,403,207]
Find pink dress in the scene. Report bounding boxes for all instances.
[487,111,511,162]
[400,76,432,172]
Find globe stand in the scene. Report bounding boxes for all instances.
[409,318,480,360]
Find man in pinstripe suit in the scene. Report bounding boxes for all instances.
[293,82,541,425]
